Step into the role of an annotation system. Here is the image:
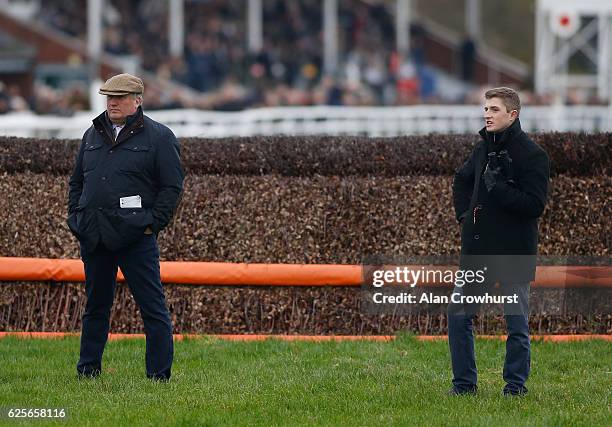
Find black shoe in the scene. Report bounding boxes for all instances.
[503,385,528,396]
[448,385,478,396]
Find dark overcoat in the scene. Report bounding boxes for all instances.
[68,106,184,253]
[453,119,550,282]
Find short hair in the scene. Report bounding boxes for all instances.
[485,87,521,114]
[131,93,143,105]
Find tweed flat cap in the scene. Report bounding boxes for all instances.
[99,73,144,95]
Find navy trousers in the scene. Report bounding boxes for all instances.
[77,234,173,379]
[447,282,530,392]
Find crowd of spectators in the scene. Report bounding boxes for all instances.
[2,0,602,115]
[24,0,450,113]
[0,80,89,115]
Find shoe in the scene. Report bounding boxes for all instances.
[147,374,170,382]
[448,385,478,396]
[503,385,528,396]
[77,367,101,379]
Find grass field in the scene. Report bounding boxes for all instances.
[1,335,610,426]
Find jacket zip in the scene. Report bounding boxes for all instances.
[104,127,115,145]
[473,204,482,224]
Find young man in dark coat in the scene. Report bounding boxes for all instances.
[448,87,549,396]
[67,73,184,381]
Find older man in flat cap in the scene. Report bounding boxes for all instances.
[67,73,183,381]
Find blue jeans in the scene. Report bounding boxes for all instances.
[77,234,173,379]
[447,282,530,392]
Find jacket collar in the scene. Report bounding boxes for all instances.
[93,106,145,145]
[478,117,522,147]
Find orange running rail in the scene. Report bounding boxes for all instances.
[0,257,610,288]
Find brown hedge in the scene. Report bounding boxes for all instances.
[1,173,609,261]
[0,133,609,334]
[1,133,610,176]
[1,283,609,335]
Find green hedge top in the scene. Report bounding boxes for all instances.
[0,133,609,176]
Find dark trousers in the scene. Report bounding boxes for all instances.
[447,282,530,392]
[77,234,173,379]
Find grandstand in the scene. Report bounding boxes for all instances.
[1,0,610,137]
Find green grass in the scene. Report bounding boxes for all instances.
[1,335,610,426]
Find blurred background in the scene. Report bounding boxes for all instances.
[0,0,611,137]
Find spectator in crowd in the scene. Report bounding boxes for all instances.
[460,35,477,83]
[0,82,10,114]
[0,82,33,113]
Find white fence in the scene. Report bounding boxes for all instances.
[0,105,611,139]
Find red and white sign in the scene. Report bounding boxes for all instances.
[550,10,580,38]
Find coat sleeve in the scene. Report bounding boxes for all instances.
[489,147,549,219]
[151,128,184,233]
[452,145,477,223]
[68,134,87,214]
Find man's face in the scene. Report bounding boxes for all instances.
[106,94,140,124]
[484,97,517,133]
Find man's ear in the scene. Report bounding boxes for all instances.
[510,110,519,120]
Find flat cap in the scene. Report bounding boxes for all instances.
[99,73,144,96]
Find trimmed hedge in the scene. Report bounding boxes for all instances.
[0,134,609,334]
[1,133,610,176]
[0,174,609,261]
[0,283,609,334]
